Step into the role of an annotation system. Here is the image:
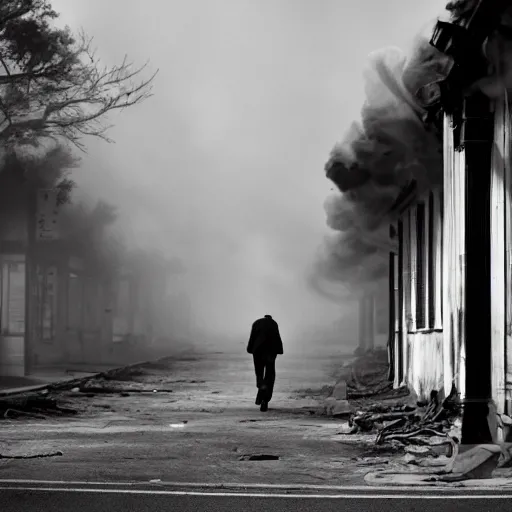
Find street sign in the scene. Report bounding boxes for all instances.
[36,189,60,241]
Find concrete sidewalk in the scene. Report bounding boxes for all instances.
[0,361,150,397]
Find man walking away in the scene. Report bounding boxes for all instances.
[246,314,283,412]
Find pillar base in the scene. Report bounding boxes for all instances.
[460,400,494,445]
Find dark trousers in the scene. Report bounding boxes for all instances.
[253,353,277,403]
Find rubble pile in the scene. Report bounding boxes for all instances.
[347,347,393,398]
[78,365,173,394]
[346,386,462,455]
[79,378,173,394]
[0,392,78,420]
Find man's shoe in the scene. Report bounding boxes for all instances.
[255,396,262,405]
[260,401,268,412]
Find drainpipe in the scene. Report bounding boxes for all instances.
[460,92,494,445]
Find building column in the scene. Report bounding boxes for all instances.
[461,92,494,445]
[490,93,509,421]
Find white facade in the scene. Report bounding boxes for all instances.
[391,95,511,412]
[392,187,445,398]
[490,95,512,415]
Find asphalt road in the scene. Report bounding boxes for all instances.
[2,484,512,512]
[4,349,512,503]
[1,350,375,485]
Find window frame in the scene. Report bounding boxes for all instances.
[1,256,26,336]
[408,189,443,333]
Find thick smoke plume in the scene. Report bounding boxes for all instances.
[314,2,512,296]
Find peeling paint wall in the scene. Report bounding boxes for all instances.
[407,331,444,401]
[493,95,512,415]
[397,186,445,401]
[442,115,466,400]
[392,106,512,407]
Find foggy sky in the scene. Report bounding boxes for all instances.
[50,0,448,347]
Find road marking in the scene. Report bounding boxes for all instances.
[1,479,512,492]
[0,486,511,499]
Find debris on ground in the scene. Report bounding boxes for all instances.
[364,443,512,485]
[0,362,163,420]
[347,348,393,399]
[321,348,409,418]
[79,379,173,394]
[345,384,512,484]
[0,394,79,420]
[294,385,334,400]
[101,367,146,382]
[0,450,63,460]
[324,397,352,418]
[340,385,462,464]
[353,456,390,467]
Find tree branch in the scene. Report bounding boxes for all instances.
[0,23,158,148]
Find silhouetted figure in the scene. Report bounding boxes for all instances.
[246,314,283,412]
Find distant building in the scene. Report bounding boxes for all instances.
[0,176,173,376]
[356,278,389,354]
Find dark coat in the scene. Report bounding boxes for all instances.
[247,317,283,355]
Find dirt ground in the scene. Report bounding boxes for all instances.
[0,349,384,485]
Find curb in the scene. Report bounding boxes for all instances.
[0,359,152,399]
[2,479,512,492]
[138,479,512,491]
[364,472,512,488]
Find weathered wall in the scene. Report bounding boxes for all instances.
[442,114,466,400]
[406,331,444,401]
[492,95,512,415]
[396,183,445,399]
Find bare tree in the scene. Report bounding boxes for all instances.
[0,0,157,150]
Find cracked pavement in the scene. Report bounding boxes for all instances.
[0,349,377,485]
